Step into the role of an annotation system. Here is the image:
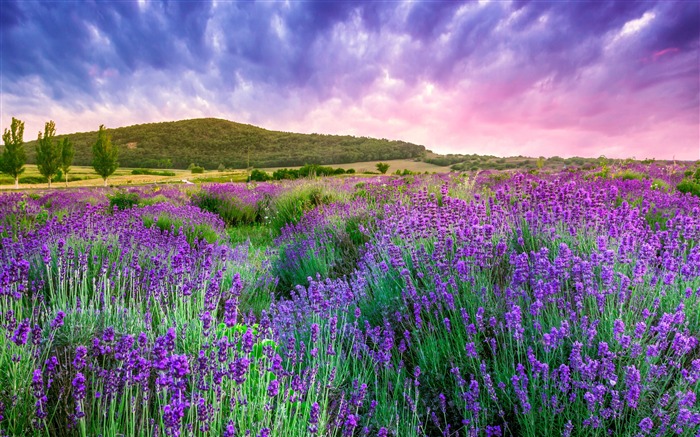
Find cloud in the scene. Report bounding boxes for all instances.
[1,0,697,159]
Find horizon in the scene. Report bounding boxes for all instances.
[2,1,699,160]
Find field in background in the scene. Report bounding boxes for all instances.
[0,159,450,190]
[261,158,450,174]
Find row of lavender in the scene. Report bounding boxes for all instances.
[1,165,699,436]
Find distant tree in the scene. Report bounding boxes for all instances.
[60,137,74,187]
[36,121,62,188]
[1,117,26,188]
[218,163,225,172]
[92,125,119,186]
[376,162,390,174]
[536,156,545,170]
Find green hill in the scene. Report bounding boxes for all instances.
[21,118,426,169]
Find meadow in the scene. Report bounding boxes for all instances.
[0,163,699,436]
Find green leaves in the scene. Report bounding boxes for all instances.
[36,120,62,187]
[60,137,74,180]
[1,117,26,187]
[92,125,119,185]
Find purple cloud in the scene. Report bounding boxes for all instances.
[1,0,697,159]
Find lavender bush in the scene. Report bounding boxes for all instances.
[1,164,698,436]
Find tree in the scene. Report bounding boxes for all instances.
[376,162,390,174]
[1,117,26,188]
[92,125,119,186]
[36,121,62,188]
[536,156,545,170]
[60,137,74,187]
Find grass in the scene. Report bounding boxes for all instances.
[0,164,247,190]
[228,224,274,248]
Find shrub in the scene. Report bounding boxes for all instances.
[616,170,645,181]
[131,169,176,176]
[677,179,700,197]
[270,185,338,235]
[273,168,300,180]
[248,169,272,182]
[108,191,140,210]
[18,176,47,184]
[650,179,670,191]
[191,192,259,226]
[191,166,205,174]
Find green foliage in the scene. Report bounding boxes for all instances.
[192,191,261,226]
[536,156,545,169]
[142,214,220,246]
[376,162,390,174]
[615,170,646,181]
[248,169,272,182]
[424,154,468,166]
[0,116,26,186]
[59,137,74,185]
[272,168,300,180]
[108,191,140,210]
[650,179,670,191]
[227,224,274,247]
[217,163,225,172]
[22,118,426,169]
[131,168,176,176]
[677,179,700,197]
[92,125,119,185]
[191,166,205,174]
[36,121,63,187]
[270,185,338,235]
[272,164,348,180]
[17,176,44,184]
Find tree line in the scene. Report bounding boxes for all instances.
[1,117,119,188]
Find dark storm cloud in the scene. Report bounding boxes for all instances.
[1,0,697,150]
[1,0,214,99]
[3,0,689,96]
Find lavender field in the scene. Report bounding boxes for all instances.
[1,165,699,437]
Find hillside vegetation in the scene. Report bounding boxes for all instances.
[21,118,426,169]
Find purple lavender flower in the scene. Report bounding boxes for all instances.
[224,421,236,437]
[11,318,30,346]
[224,299,237,328]
[73,346,88,370]
[625,365,641,409]
[72,372,86,401]
[267,379,280,397]
[50,311,65,330]
[639,417,653,434]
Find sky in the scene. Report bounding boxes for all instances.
[1,0,699,160]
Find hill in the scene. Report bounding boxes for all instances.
[21,118,426,169]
